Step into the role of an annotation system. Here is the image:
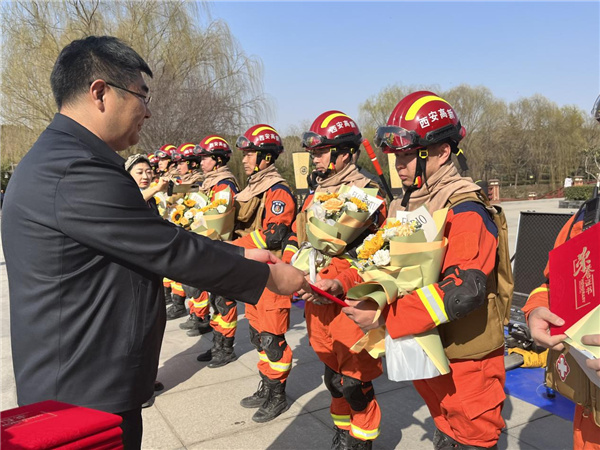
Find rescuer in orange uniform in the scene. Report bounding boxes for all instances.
[166,143,205,320]
[523,95,600,450]
[293,111,387,450]
[335,92,507,449]
[230,124,297,423]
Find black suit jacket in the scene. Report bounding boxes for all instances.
[1,114,269,412]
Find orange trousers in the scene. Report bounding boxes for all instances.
[413,347,506,448]
[163,278,184,297]
[306,261,382,441]
[573,404,600,450]
[244,288,292,382]
[189,291,210,318]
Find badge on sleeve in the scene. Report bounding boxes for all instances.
[271,200,286,215]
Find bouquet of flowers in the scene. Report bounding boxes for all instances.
[292,185,383,281]
[346,205,451,382]
[157,188,235,240]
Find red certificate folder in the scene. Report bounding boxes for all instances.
[1,400,122,449]
[549,222,600,335]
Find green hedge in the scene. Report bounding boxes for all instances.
[564,185,596,200]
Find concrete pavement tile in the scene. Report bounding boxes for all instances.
[1,336,12,359]
[158,328,208,362]
[497,431,538,450]
[156,350,256,395]
[505,414,573,450]
[283,359,330,412]
[155,376,305,447]
[502,394,553,429]
[186,413,333,450]
[142,402,186,450]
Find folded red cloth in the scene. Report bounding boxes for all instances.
[54,427,123,449]
[1,400,122,449]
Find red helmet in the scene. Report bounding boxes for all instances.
[155,144,175,160]
[374,91,464,153]
[147,153,159,166]
[302,110,362,152]
[236,124,284,156]
[175,143,197,162]
[196,135,232,163]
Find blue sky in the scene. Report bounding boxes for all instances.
[209,1,600,134]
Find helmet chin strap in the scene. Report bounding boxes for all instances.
[400,149,428,208]
[253,151,272,174]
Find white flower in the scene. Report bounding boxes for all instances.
[372,249,391,267]
[310,203,326,221]
[176,198,184,205]
[216,204,227,214]
[325,218,336,226]
[345,201,358,212]
[184,210,194,219]
[383,227,399,240]
[194,211,204,222]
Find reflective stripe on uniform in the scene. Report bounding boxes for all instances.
[259,352,291,373]
[350,423,380,440]
[284,243,298,254]
[331,413,350,428]
[528,286,549,298]
[213,314,237,329]
[250,230,267,249]
[191,297,209,308]
[416,284,448,326]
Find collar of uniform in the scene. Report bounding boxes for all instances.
[47,113,125,167]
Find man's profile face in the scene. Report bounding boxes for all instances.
[157,159,169,171]
[310,149,331,173]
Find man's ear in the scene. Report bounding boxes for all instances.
[89,79,107,111]
[438,142,452,165]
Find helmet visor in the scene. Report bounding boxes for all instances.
[374,126,418,153]
[592,94,600,122]
[236,135,258,151]
[301,131,329,149]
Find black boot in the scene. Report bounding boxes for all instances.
[331,426,351,450]
[197,332,223,362]
[186,315,213,336]
[240,373,269,408]
[164,286,173,307]
[344,434,373,450]
[166,294,187,320]
[208,336,237,368]
[252,379,289,423]
[179,313,201,330]
[433,428,497,450]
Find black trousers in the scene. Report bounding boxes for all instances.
[116,407,143,450]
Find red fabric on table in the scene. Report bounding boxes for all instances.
[54,427,123,449]
[1,400,122,449]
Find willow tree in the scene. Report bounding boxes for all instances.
[0,0,270,162]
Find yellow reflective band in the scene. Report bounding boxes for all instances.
[321,112,351,129]
[331,414,351,427]
[191,298,209,308]
[350,423,380,440]
[284,244,299,254]
[250,230,267,249]
[205,136,228,145]
[252,126,277,136]
[259,353,291,372]
[180,143,195,152]
[405,95,450,121]
[529,286,550,298]
[417,284,448,326]
[215,315,237,329]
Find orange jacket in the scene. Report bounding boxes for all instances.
[232,184,296,258]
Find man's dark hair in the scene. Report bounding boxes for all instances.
[50,36,153,110]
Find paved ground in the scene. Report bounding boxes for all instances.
[0,199,581,449]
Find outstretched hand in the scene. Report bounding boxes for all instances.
[342,299,383,332]
[527,307,567,351]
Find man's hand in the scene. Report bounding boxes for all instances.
[581,334,600,377]
[244,248,281,265]
[266,261,309,296]
[297,278,343,305]
[342,299,383,332]
[527,307,567,351]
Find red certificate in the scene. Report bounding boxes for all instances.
[549,222,600,335]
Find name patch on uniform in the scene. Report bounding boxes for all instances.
[271,200,285,215]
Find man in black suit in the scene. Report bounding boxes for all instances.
[1,36,306,449]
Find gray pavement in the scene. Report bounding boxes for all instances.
[0,199,581,449]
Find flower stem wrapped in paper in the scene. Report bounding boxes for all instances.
[346,205,451,382]
[292,185,383,282]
